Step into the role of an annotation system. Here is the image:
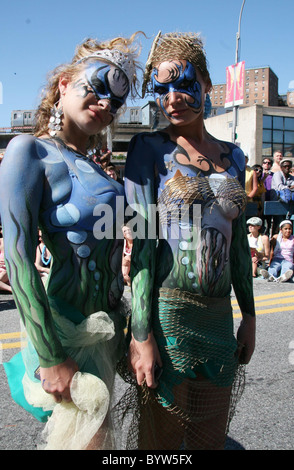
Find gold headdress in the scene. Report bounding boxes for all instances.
[142,31,212,97]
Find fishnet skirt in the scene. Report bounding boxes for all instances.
[115,288,245,450]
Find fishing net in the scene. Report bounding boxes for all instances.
[142,31,212,97]
[114,288,245,450]
[157,174,247,227]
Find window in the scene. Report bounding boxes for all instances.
[273,130,283,143]
[285,118,294,131]
[285,131,294,144]
[262,115,294,158]
[263,129,272,142]
[273,116,283,129]
[263,116,272,128]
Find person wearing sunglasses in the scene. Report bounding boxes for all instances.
[270,158,294,233]
[262,158,273,199]
[262,158,274,235]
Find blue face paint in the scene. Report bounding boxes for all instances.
[151,60,202,118]
[84,61,129,115]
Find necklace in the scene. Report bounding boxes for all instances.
[50,136,90,158]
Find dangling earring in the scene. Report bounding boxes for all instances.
[203,93,212,120]
[48,102,63,137]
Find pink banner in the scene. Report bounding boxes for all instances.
[225,61,245,107]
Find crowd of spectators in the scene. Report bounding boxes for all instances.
[246,150,294,282]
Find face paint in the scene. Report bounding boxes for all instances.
[83,61,130,115]
[151,60,202,118]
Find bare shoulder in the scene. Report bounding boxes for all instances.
[3,134,40,165]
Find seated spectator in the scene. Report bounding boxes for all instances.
[0,229,12,293]
[271,150,283,173]
[122,224,133,287]
[270,158,294,234]
[262,157,274,235]
[251,164,266,219]
[105,164,124,185]
[262,157,274,200]
[270,158,294,200]
[245,155,258,201]
[247,217,270,278]
[260,220,294,282]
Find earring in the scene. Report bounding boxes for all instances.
[203,93,212,120]
[48,102,63,137]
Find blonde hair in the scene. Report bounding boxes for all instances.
[34,32,143,150]
[142,31,212,97]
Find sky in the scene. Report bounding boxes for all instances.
[0,0,293,128]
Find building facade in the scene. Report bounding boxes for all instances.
[205,104,294,165]
[210,66,279,108]
[1,102,294,169]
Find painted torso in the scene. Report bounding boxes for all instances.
[0,135,124,366]
[36,138,124,313]
[125,131,246,298]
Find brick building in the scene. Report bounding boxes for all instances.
[210,66,279,108]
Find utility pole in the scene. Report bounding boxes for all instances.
[232,0,246,143]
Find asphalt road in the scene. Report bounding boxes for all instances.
[0,278,293,451]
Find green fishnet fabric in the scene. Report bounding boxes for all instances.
[114,289,245,450]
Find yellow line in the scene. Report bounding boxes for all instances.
[233,305,294,318]
[0,332,22,340]
[0,341,23,350]
[233,297,294,310]
[1,291,293,346]
[231,290,294,305]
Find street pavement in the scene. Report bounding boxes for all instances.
[0,278,293,451]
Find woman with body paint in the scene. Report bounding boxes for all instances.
[124,32,256,450]
[0,34,141,449]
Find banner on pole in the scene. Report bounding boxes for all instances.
[225,61,245,108]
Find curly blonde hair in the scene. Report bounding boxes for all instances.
[34,32,143,151]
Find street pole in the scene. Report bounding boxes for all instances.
[232,0,246,143]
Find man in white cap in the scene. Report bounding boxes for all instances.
[271,158,294,196]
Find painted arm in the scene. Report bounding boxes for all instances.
[125,134,162,387]
[0,135,67,368]
[125,134,157,341]
[230,213,256,364]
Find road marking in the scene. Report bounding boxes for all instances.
[1,291,293,348]
[0,332,22,340]
[0,341,23,349]
[0,331,26,351]
[233,290,294,318]
[231,290,294,305]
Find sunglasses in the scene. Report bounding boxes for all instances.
[263,161,271,165]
